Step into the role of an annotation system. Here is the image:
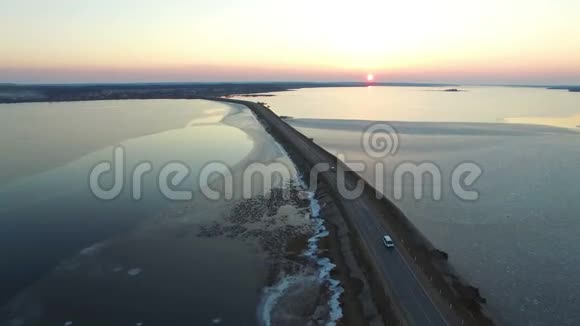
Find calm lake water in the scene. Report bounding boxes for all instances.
[0,100,256,323]
[240,86,580,325]
[2,88,579,325]
[242,86,580,128]
[0,100,337,325]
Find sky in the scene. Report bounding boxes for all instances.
[1,0,579,84]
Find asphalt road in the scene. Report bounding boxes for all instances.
[223,99,450,326]
[347,197,448,326]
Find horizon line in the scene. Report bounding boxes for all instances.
[2,81,579,88]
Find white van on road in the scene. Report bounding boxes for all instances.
[383,235,395,248]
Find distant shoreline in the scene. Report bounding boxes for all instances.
[2,82,578,104]
[0,82,456,104]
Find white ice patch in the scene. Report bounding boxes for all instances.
[316,257,344,326]
[127,268,142,276]
[307,191,321,218]
[79,243,104,256]
[258,275,300,326]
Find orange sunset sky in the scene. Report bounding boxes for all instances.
[1,0,579,84]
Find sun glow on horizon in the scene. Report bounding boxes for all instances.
[367,73,375,82]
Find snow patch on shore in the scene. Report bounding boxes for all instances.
[305,191,344,326]
[245,107,344,326]
[258,188,344,326]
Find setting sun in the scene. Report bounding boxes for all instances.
[367,73,374,82]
